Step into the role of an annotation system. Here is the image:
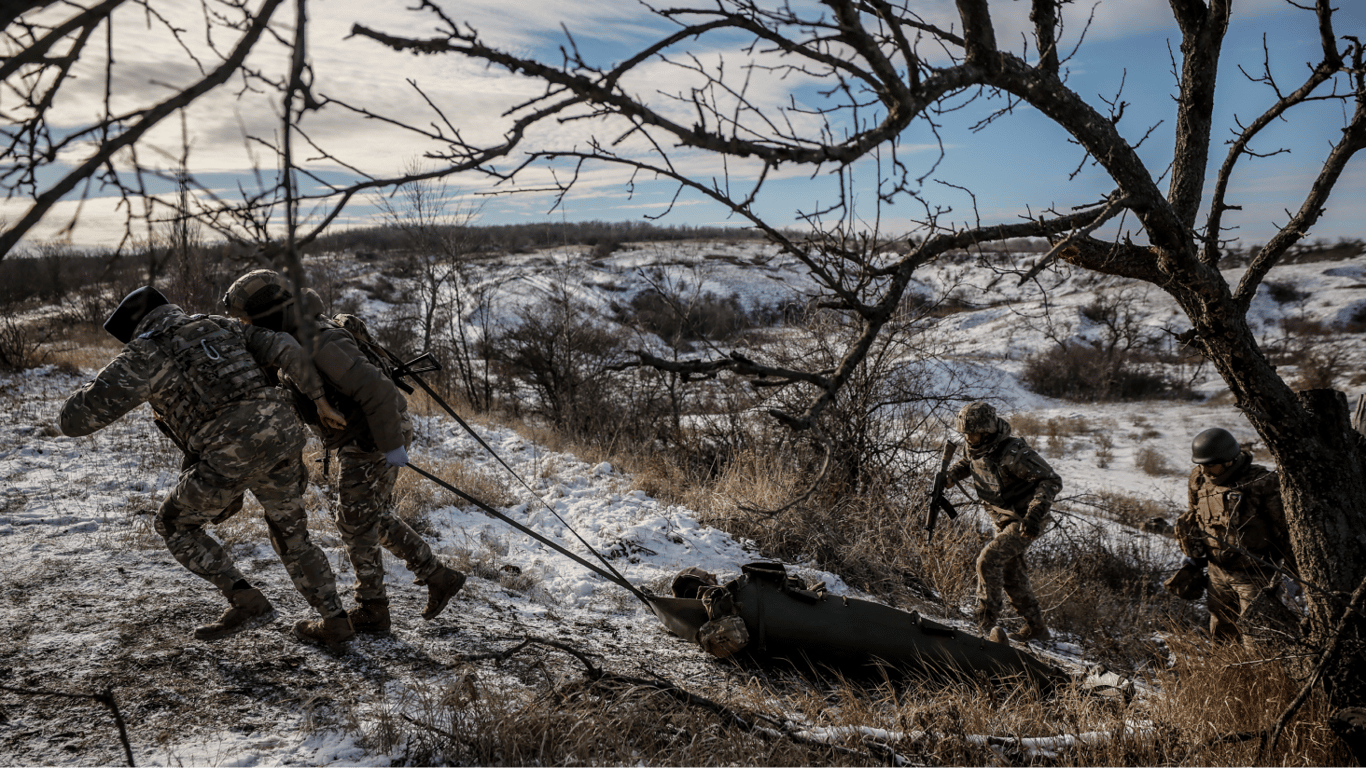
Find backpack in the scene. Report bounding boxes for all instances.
[332,313,415,394]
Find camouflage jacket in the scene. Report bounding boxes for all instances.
[1177,452,1294,573]
[60,305,324,455]
[947,426,1062,525]
[284,315,407,453]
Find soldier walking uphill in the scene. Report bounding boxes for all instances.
[1169,428,1300,646]
[59,287,357,649]
[224,270,465,634]
[945,402,1062,643]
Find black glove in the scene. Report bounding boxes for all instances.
[1021,515,1043,539]
[1163,559,1208,600]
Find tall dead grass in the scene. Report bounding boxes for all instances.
[337,630,1349,766]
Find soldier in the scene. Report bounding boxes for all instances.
[945,401,1062,643]
[59,286,356,648]
[1171,427,1299,644]
[223,270,465,634]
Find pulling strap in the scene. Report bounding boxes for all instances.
[406,462,651,605]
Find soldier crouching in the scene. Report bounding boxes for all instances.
[946,401,1062,643]
[59,286,356,649]
[1171,428,1300,647]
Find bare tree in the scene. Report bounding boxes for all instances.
[349,0,1366,713]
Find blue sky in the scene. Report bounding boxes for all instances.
[3,0,1362,251]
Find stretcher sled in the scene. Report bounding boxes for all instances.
[649,561,1066,691]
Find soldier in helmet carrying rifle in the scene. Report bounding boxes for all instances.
[224,270,466,641]
[944,401,1062,644]
[1169,427,1300,645]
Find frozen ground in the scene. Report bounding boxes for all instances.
[2,242,1364,765]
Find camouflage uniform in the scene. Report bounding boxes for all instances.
[59,304,345,619]
[284,314,443,603]
[1176,452,1298,644]
[947,403,1062,636]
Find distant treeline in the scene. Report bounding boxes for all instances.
[303,219,776,257]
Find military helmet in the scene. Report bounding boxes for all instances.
[223,269,294,321]
[956,401,999,435]
[1191,427,1240,465]
[104,285,170,344]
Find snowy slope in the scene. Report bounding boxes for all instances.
[2,243,1363,764]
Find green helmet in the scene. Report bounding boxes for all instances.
[956,401,999,434]
[223,269,294,321]
[1191,427,1240,465]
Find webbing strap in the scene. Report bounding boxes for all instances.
[406,462,650,605]
[388,355,639,595]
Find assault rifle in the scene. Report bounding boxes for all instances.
[922,438,960,541]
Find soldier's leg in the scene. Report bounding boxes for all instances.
[337,444,441,595]
[156,461,250,594]
[1002,547,1046,632]
[1228,569,1300,648]
[1205,564,1243,642]
[251,455,346,619]
[976,522,1030,630]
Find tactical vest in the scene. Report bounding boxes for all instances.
[1190,462,1281,570]
[970,437,1040,512]
[143,313,276,445]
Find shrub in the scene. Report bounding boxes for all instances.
[1022,342,1189,401]
[625,288,750,347]
[1135,446,1175,476]
[1265,280,1310,305]
[0,317,49,371]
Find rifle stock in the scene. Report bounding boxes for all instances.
[924,439,960,541]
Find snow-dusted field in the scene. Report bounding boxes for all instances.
[3,241,1363,765]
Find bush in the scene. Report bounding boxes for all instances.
[1022,342,1190,401]
[0,317,49,371]
[625,288,750,348]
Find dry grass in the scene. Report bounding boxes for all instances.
[388,454,516,536]
[1135,446,1176,476]
[40,322,121,372]
[337,627,1350,767]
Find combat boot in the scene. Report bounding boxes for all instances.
[194,588,275,641]
[973,603,998,636]
[1007,623,1052,644]
[292,614,356,651]
[420,565,466,621]
[348,599,391,634]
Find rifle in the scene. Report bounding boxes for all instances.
[923,438,960,541]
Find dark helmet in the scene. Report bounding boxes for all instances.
[223,269,294,321]
[104,286,169,344]
[956,401,1000,435]
[1191,427,1240,465]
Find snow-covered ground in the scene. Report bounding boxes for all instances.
[2,242,1363,765]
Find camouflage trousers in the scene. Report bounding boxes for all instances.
[975,518,1045,631]
[1207,562,1300,647]
[155,440,344,618]
[334,419,441,603]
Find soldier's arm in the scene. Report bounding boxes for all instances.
[313,333,406,452]
[945,456,973,488]
[231,320,325,401]
[1009,442,1062,509]
[58,348,153,436]
[1174,471,1207,559]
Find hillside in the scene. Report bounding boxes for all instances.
[2,241,1363,765]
